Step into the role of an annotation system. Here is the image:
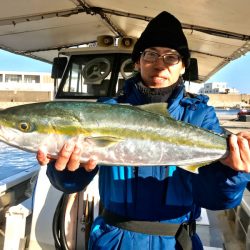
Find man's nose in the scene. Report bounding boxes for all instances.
[154,57,169,69]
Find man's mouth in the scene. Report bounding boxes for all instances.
[152,76,168,82]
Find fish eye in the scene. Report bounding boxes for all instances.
[17,121,32,132]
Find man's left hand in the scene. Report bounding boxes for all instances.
[220,132,250,172]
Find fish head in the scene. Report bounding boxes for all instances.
[0,102,88,154]
[0,106,46,152]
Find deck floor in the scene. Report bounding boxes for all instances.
[0,209,245,249]
[198,209,245,250]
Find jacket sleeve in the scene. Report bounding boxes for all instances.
[192,106,250,209]
[46,161,99,194]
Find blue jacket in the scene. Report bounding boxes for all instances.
[47,76,250,249]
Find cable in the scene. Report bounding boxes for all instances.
[52,193,70,250]
[52,194,63,249]
[60,194,70,250]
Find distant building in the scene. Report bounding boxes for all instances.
[0,71,54,104]
[199,82,239,94]
[184,82,204,94]
[0,70,54,91]
[0,70,53,84]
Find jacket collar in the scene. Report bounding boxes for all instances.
[121,74,185,105]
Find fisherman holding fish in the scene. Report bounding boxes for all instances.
[37,11,250,250]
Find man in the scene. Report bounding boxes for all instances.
[37,11,250,249]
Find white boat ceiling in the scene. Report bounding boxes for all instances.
[0,0,250,82]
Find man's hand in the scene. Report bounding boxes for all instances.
[36,140,97,172]
[220,132,250,172]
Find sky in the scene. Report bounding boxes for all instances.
[0,49,52,73]
[207,51,250,94]
[0,49,250,93]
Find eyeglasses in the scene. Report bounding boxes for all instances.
[141,50,182,65]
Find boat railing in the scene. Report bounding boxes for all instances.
[226,189,250,250]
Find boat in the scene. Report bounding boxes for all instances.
[237,109,250,121]
[238,108,250,114]
[0,1,250,249]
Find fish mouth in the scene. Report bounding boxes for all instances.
[0,125,15,144]
[0,125,6,141]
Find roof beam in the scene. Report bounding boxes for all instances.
[0,8,84,26]
[1,5,249,42]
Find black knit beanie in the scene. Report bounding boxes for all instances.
[132,11,190,67]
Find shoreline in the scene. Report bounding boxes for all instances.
[217,113,250,134]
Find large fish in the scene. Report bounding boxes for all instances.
[0,101,228,173]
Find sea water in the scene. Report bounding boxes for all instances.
[0,141,38,181]
[215,108,240,116]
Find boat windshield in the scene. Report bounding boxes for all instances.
[55,53,135,99]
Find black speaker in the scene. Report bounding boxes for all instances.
[183,58,198,81]
[51,57,68,79]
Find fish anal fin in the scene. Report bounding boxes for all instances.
[178,162,211,174]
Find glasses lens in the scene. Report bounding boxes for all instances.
[163,54,180,65]
[142,51,158,62]
[142,51,181,65]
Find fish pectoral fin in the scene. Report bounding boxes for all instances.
[178,162,210,174]
[137,103,169,117]
[85,136,123,147]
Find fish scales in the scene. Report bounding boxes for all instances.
[0,101,228,173]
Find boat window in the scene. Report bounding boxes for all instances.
[61,55,112,97]
[56,53,134,99]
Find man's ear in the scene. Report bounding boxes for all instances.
[134,61,141,72]
[180,65,185,75]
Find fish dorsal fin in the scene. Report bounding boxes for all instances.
[85,136,123,147]
[137,103,169,117]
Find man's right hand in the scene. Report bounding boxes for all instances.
[36,140,98,172]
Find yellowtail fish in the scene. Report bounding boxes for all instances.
[0,101,228,173]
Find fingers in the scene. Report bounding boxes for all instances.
[54,140,98,172]
[55,140,79,171]
[237,131,250,140]
[36,146,51,166]
[237,135,250,171]
[80,157,98,172]
[37,140,95,172]
[221,132,250,172]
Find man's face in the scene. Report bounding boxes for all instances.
[136,47,185,88]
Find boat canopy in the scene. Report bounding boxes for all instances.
[0,0,250,82]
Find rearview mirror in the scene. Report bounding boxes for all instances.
[51,57,68,79]
[183,58,198,82]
